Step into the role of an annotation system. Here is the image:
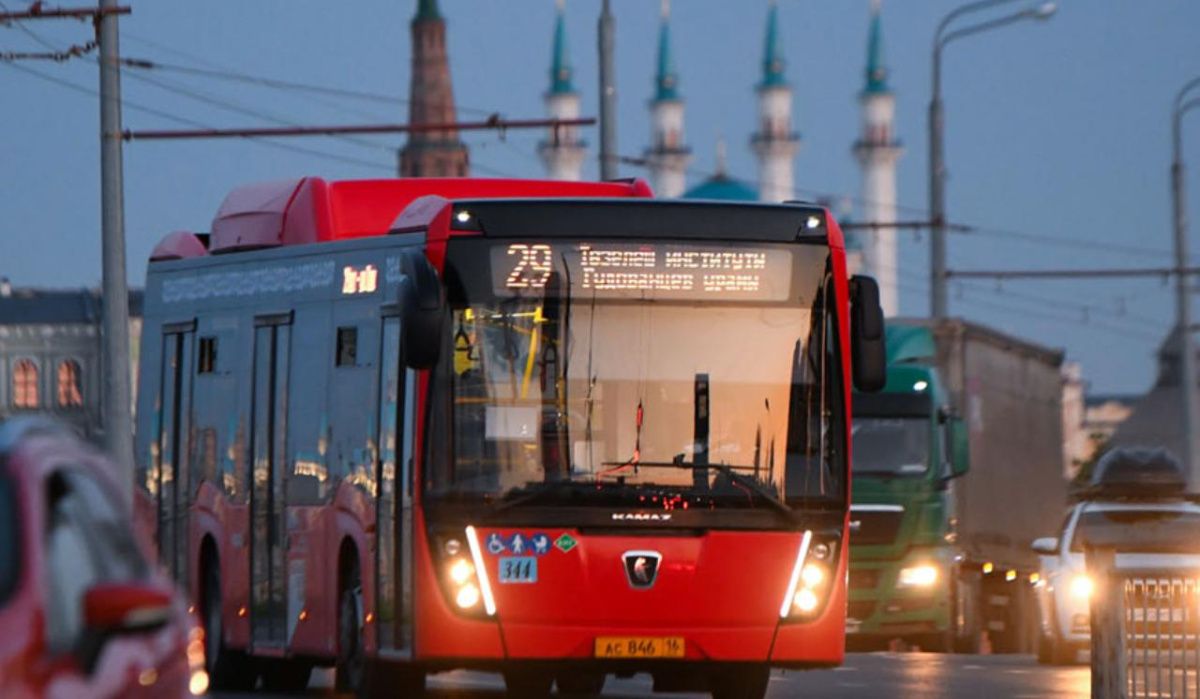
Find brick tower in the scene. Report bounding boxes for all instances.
[398,0,470,177]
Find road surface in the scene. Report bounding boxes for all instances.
[212,653,1090,698]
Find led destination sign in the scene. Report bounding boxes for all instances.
[490,242,793,302]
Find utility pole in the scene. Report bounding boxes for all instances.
[598,0,616,180]
[928,0,1056,318]
[1172,77,1200,484]
[0,3,134,496]
[98,0,134,499]
[929,58,947,318]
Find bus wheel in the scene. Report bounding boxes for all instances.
[202,562,255,690]
[710,665,769,699]
[336,570,367,694]
[557,672,606,696]
[504,670,552,698]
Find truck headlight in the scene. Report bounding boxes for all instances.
[898,563,939,588]
[1070,574,1093,599]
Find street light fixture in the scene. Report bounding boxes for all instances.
[928,1,1056,319]
[1171,76,1200,481]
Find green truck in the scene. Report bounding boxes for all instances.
[847,319,1067,653]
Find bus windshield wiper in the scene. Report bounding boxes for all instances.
[599,457,795,519]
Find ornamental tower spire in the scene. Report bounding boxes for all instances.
[539,0,586,181]
[751,0,800,202]
[399,0,470,177]
[852,0,903,316]
[643,0,691,197]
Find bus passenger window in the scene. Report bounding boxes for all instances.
[337,327,358,367]
[198,337,217,374]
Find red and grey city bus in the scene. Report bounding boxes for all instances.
[134,175,886,699]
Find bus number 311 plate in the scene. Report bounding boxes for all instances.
[594,636,685,659]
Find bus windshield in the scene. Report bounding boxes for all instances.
[425,237,844,514]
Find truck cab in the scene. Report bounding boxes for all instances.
[847,325,969,651]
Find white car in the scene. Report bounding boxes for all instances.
[1031,498,1200,664]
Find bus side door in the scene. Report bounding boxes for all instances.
[249,313,292,647]
[155,321,195,590]
[376,312,415,653]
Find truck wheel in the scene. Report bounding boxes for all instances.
[202,563,255,690]
[954,576,982,654]
[504,670,552,698]
[710,665,769,699]
[1036,633,1055,665]
[912,631,953,653]
[557,672,606,696]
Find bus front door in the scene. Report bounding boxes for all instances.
[250,317,291,646]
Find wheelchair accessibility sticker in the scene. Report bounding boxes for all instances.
[486,533,506,555]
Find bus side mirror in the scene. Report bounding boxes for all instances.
[849,275,886,392]
[401,254,446,370]
[949,417,970,478]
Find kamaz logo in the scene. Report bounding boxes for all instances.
[612,512,673,522]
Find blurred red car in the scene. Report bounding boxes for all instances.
[0,418,207,698]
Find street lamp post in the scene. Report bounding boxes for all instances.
[1172,77,1200,483]
[929,1,1056,318]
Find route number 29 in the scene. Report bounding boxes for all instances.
[505,244,553,289]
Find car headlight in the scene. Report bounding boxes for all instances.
[780,532,838,620]
[898,563,940,588]
[1070,574,1093,599]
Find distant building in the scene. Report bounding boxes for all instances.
[683,139,758,201]
[398,0,470,177]
[0,280,143,442]
[538,0,586,181]
[1106,327,1190,460]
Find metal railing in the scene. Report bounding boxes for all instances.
[1089,547,1200,698]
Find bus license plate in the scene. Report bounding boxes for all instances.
[498,556,537,583]
[594,636,685,659]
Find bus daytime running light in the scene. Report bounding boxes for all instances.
[898,564,939,588]
[1070,574,1093,599]
[464,526,498,616]
[779,531,814,619]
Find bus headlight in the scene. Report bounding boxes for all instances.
[435,528,496,617]
[898,563,939,588]
[780,532,837,621]
[1070,574,1093,599]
